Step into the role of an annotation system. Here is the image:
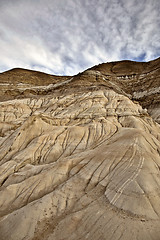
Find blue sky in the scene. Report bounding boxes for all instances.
[0,0,160,75]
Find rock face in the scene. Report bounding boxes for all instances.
[0,58,160,240]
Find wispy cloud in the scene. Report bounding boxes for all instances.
[0,0,160,75]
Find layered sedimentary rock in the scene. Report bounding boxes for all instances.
[0,58,160,240]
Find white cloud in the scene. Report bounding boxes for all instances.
[0,0,159,75]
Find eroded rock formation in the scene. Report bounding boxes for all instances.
[0,58,160,240]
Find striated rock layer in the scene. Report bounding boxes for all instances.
[0,58,160,240]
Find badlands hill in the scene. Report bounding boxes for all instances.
[0,58,160,240]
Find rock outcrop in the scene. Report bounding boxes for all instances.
[0,58,160,240]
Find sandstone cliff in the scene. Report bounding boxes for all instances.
[0,58,160,240]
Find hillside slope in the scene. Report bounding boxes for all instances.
[0,58,160,240]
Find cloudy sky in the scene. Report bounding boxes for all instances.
[0,0,160,75]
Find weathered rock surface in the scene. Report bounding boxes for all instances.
[0,58,160,240]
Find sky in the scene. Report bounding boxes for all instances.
[0,0,160,75]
